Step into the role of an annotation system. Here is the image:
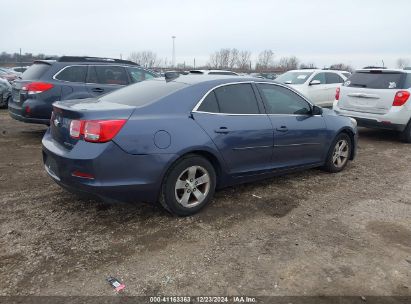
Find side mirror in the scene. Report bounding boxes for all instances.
[312,105,323,115]
[309,80,321,86]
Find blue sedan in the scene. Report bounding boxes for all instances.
[42,75,358,216]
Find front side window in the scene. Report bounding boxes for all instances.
[326,72,344,84]
[55,66,87,82]
[92,66,129,85]
[214,84,259,114]
[258,84,311,115]
[311,72,326,84]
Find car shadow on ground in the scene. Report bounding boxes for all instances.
[357,127,404,143]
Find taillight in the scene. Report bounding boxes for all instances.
[335,87,340,101]
[69,120,83,139]
[393,91,410,106]
[22,82,53,94]
[69,119,126,143]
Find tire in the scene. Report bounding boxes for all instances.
[400,120,411,143]
[322,133,352,173]
[159,155,216,216]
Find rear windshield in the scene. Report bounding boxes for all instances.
[21,63,51,80]
[345,71,405,89]
[100,79,187,106]
[275,71,313,85]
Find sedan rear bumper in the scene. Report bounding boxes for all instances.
[42,129,177,204]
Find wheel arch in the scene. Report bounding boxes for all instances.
[162,148,225,189]
[337,127,356,160]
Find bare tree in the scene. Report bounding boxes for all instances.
[208,48,240,69]
[128,51,160,68]
[277,56,299,71]
[237,50,252,70]
[299,62,317,69]
[396,58,410,69]
[256,49,274,71]
[329,63,354,73]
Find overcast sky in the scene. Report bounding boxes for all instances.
[1,0,411,68]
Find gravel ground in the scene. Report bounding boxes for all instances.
[0,109,410,297]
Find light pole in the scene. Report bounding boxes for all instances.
[171,36,176,67]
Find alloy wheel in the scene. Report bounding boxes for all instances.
[332,139,349,168]
[174,165,210,208]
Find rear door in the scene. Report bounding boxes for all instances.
[85,65,129,97]
[193,83,274,176]
[257,83,327,168]
[54,65,88,100]
[338,71,405,114]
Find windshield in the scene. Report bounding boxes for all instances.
[275,71,313,85]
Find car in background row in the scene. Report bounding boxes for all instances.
[333,68,411,142]
[42,75,357,216]
[0,77,12,108]
[276,69,350,107]
[250,72,278,80]
[189,70,239,76]
[0,67,20,82]
[9,66,29,74]
[8,56,158,125]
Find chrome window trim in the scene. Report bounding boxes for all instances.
[192,81,316,116]
[53,64,150,85]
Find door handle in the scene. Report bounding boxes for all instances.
[214,127,230,134]
[276,126,288,132]
[91,88,104,93]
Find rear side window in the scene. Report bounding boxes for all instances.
[93,66,129,85]
[258,84,311,115]
[198,91,220,112]
[55,66,87,82]
[100,80,186,106]
[214,84,259,114]
[326,72,344,84]
[346,72,405,89]
[21,63,50,80]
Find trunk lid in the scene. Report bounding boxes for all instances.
[50,98,135,150]
[338,70,407,114]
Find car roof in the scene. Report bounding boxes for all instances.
[356,68,410,73]
[286,69,349,73]
[158,74,275,86]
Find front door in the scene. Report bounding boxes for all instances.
[256,83,327,168]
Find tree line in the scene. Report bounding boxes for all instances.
[1,51,410,73]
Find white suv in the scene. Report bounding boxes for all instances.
[333,69,411,142]
[275,69,350,107]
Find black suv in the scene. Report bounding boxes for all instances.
[9,56,158,125]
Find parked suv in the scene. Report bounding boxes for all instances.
[276,69,349,107]
[9,56,158,125]
[333,68,411,142]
